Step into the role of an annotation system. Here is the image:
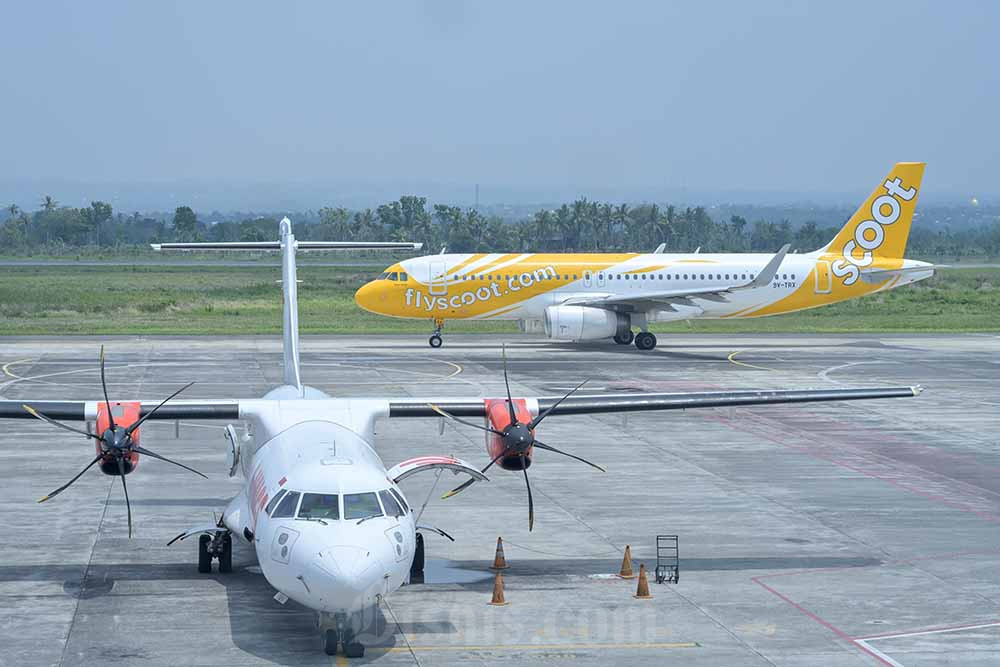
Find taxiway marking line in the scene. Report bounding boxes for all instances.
[373,641,698,653]
[726,350,775,371]
[855,620,1000,641]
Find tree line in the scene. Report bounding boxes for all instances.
[2,195,999,259]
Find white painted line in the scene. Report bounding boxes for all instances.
[855,620,1000,667]
[854,639,904,667]
[817,360,900,385]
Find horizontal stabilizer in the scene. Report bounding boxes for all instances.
[152,241,422,251]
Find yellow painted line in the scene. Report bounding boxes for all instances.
[334,652,348,667]
[2,358,32,380]
[727,349,775,372]
[370,642,698,653]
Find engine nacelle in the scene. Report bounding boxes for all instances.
[484,398,534,470]
[96,401,141,475]
[543,305,629,341]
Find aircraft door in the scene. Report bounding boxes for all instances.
[596,271,606,288]
[583,270,592,288]
[814,260,832,294]
[429,260,447,296]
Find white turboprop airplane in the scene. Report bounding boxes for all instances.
[355,162,934,350]
[0,219,923,657]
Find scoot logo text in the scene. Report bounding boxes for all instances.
[405,266,557,312]
[831,177,916,285]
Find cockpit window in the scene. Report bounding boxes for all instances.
[343,492,383,520]
[388,271,399,281]
[377,272,390,280]
[271,490,300,518]
[298,493,340,520]
[389,488,410,512]
[398,272,408,281]
[378,490,405,518]
[264,489,287,516]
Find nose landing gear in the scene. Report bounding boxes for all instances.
[319,612,368,657]
[197,531,233,573]
[429,318,444,348]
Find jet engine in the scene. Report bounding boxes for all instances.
[543,305,629,341]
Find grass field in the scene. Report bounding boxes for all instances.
[0,264,997,335]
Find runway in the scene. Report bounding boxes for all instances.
[1,333,999,666]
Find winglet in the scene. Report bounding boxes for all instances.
[740,244,791,290]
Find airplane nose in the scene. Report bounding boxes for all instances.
[354,281,380,313]
[307,545,386,610]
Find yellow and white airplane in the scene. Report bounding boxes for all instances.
[356,162,934,349]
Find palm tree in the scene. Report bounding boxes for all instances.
[6,203,19,220]
[40,196,57,212]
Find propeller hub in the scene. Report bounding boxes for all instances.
[503,422,534,454]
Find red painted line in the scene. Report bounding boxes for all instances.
[752,577,897,666]
[278,476,286,486]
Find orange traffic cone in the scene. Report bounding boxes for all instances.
[633,563,652,599]
[491,536,508,570]
[618,545,635,579]
[488,571,509,606]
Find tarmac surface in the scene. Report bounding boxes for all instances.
[1,333,999,666]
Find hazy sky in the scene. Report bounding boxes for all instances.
[1,1,998,205]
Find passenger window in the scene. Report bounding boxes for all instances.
[271,491,300,519]
[265,489,287,516]
[344,492,383,520]
[379,490,405,518]
[298,493,340,520]
[389,488,410,512]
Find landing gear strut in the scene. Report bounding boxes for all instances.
[429,318,444,348]
[197,531,232,573]
[320,612,366,657]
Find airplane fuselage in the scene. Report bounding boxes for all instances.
[356,251,933,325]
[221,387,414,620]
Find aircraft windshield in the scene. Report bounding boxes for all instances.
[377,272,390,280]
[298,493,340,520]
[378,489,405,518]
[271,491,300,519]
[344,492,383,520]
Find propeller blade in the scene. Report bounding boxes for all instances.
[527,377,589,429]
[441,450,506,499]
[99,345,115,430]
[22,404,104,441]
[427,404,504,436]
[532,440,606,472]
[133,446,207,479]
[521,454,534,532]
[501,344,517,424]
[117,456,133,539]
[38,453,104,503]
[126,382,195,435]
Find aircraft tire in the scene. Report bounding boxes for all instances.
[197,534,212,573]
[323,629,339,656]
[343,631,365,658]
[429,334,443,348]
[218,534,233,573]
[635,332,657,351]
[614,331,634,345]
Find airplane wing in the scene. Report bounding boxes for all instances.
[386,385,921,418]
[561,243,790,312]
[0,399,240,421]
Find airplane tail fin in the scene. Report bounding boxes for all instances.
[154,221,422,396]
[816,162,925,262]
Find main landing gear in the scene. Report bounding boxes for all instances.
[613,331,634,345]
[634,332,657,351]
[429,318,444,348]
[197,531,233,574]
